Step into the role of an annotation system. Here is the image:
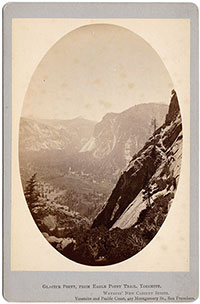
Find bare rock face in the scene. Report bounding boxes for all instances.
[165,89,180,124]
[92,90,182,230]
[19,117,96,152]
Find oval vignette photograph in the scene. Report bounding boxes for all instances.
[19,24,183,266]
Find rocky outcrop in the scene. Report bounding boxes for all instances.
[165,89,180,124]
[92,90,182,230]
[30,195,90,238]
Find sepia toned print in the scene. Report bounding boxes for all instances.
[3,2,199,301]
[19,24,183,266]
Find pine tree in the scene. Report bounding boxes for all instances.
[24,173,40,211]
[151,118,157,133]
[142,185,152,208]
[142,166,152,208]
[142,119,158,209]
[151,118,157,151]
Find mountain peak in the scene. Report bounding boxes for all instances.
[165,90,180,124]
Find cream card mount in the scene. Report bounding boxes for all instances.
[3,2,199,302]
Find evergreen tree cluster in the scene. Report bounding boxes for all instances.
[24,173,40,212]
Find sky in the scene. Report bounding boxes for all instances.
[22,24,173,122]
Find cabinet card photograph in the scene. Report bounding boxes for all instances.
[3,2,199,302]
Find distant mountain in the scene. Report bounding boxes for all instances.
[81,104,168,158]
[19,116,96,153]
[78,103,168,181]
[19,103,168,195]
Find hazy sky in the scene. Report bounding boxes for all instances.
[22,24,173,122]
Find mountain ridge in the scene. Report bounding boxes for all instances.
[19,116,96,152]
[19,103,168,186]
